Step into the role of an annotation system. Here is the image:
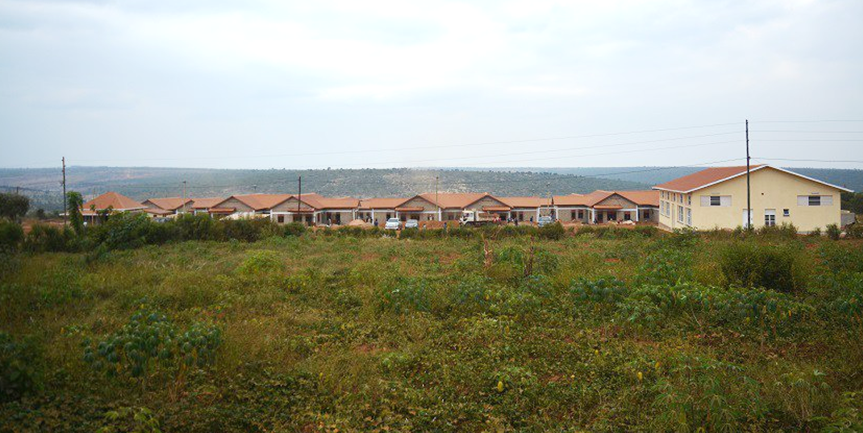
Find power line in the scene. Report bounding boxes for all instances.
[752,157,863,164]
[751,120,863,123]
[751,130,863,133]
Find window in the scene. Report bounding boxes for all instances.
[687,195,691,206]
[799,195,833,206]
[277,215,284,223]
[809,195,821,206]
[624,212,631,221]
[783,209,790,217]
[571,210,576,220]
[686,208,692,226]
[677,205,684,223]
[578,210,584,219]
[710,196,721,206]
[643,210,651,220]
[764,209,776,227]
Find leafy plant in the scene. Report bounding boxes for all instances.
[0,332,39,402]
[719,241,800,293]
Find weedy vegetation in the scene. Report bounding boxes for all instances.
[1,217,863,432]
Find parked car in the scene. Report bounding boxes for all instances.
[404,219,419,229]
[384,218,401,230]
[537,216,554,227]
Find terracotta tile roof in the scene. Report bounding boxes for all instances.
[653,165,764,193]
[415,192,492,209]
[219,193,294,211]
[553,190,613,207]
[616,190,660,207]
[358,198,408,209]
[316,197,360,209]
[144,208,174,216]
[82,192,146,212]
[499,197,550,208]
[143,197,193,211]
[190,197,224,210]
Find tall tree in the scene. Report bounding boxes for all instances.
[0,193,30,222]
[67,191,84,234]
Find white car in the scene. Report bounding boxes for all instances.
[384,218,401,230]
[404,219,419,229]
[537,216,554,227]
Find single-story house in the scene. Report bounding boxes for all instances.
[208,194,293,219]
[553,190,659,224]
[142,197,194,217]
[499,197,552,222]
[81,191,147,225]
[653,165,852,232]
[357,198,408,225]
[189,197,225,215]
[269,193,361,225]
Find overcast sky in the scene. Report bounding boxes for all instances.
[1,0,862,170]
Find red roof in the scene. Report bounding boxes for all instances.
[653,166,764,193]
[616,190,660,207]
[190,197,225,210]
[215,193,294,211]
[412,192,495,209]
[553,190,659,207]
[82,192,146,212]
[358,198,408,209]
[143,197,192,211]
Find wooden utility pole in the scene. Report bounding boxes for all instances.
[297,176,302,220]
[746,119,751,230]
[435,175,440,221]
[182,180,187,214]
[62,157,67,226]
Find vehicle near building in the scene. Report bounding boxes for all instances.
[384,218,401,230]
[537,215,554,227]
[460,210,499,226]
[404,219,419,229]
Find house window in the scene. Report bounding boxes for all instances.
[764,209,776,227]
[624,212,631,221]
[578,210,584,219]
[277,215,284,223]
[385,213,392,220]
[809,196,821,206]
[677,205,684,223]
[643,210,650,220]
[798,195,833,206]
[687,195,691,206]
[571,210,576,220]
[783,209,790,217]
[686,208,692,226]
[710,196,721,206]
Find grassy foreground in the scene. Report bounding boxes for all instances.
[1,231,863,432]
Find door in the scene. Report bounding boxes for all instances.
[742,209,752,227]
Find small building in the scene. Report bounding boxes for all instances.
[499,197,552,222]
[553,190,659,224]
[142,197,194,217]
[357,198,407,225]
[188,197,225,215]
[653,165,852,232]
[81,191,147,225]
[208,194,293,219]
[269,193,360,225]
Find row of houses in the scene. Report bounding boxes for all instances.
[80,165,853,232]
[82,190,661,226]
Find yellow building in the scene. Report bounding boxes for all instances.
[653,165,852,233]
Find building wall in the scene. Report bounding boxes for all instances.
[658,167,843,232]
[556,207,589,223]
[464,196,509,212]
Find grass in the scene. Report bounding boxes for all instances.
[1,232,863,431]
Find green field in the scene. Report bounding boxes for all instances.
[2,229,863,432]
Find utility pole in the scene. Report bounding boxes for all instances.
[746,119,751,230]
[182,180,187,214]
[435,175,440,221]
[62,157,67,226]
[297,176,302,220]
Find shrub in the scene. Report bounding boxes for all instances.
[24,224,76,253]
[0,193,29,221]
[282,222,306,237]
[83,310,222,390]
[537,222,565,240]
[175,214,217,241]
[818,242,863,274]
[846,223,863,239]
[719,241,799,293]
[635,248,692,286]
[826,224,842,240]
[0,332,39,402]
[379,278,434,314]
[0,219,24,252]
[237,250,285,275]
[757,223,798,239]
[570,276,628,313]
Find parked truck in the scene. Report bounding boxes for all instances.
[460,210,500,226]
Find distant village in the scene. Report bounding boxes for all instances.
[82,165,853,233]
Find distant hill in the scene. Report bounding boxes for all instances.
[488,167,863,191]
[0,167,650,211]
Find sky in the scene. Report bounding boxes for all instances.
[1,0,862,170]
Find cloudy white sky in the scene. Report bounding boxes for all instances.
[1,0,862,169]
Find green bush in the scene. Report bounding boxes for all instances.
[846,223,863,239]
[237,250,285,275]
[537,222,565,240]
[826,224,842,240]
[282,222,306,237]
[0,332,39,402]
[635,248,692,286]
[23,224,76,253]
[175,213,217,241]
[0,219,24,252]
[83,310,221,390]
[570,276,628,313]
[378,277,434,314]
[719,241,800,293]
